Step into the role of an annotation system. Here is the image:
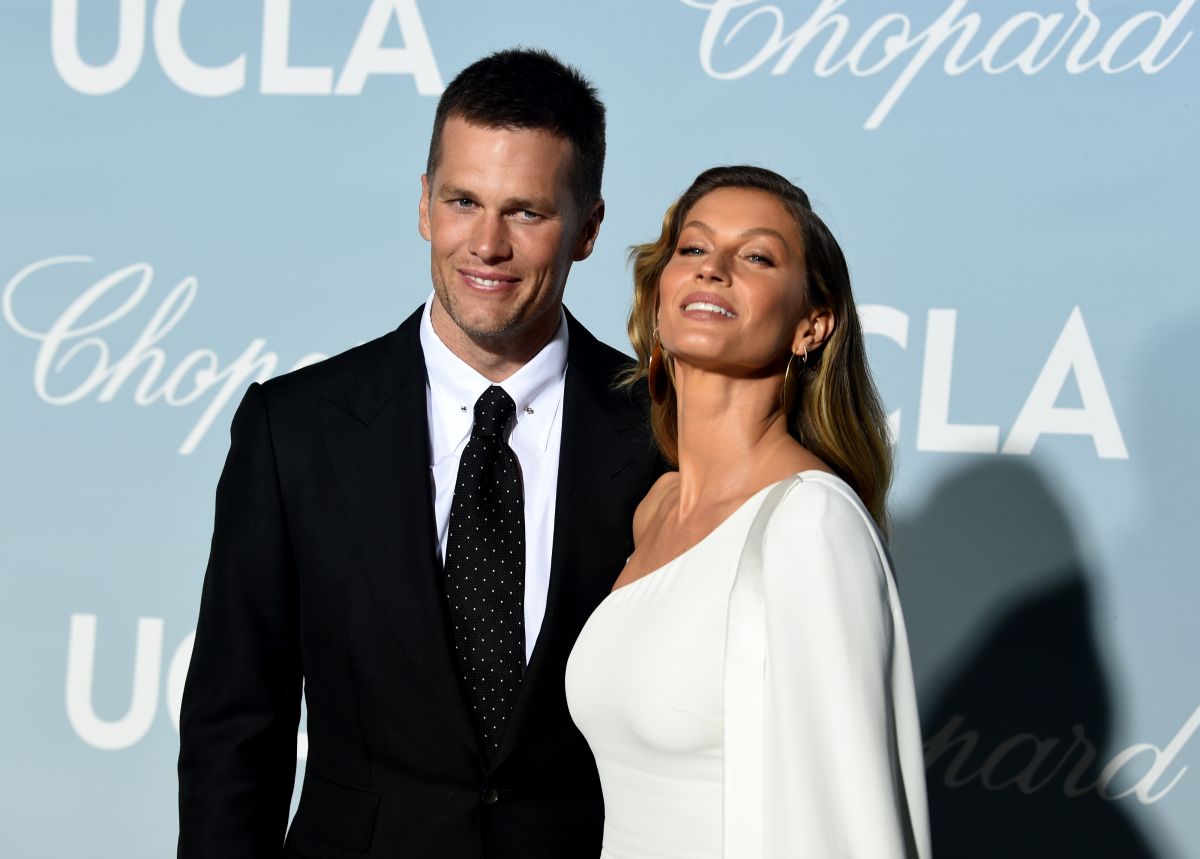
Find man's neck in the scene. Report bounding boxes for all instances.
[430,300,561,383]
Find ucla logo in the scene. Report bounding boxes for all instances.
[65,613,311,759]
[50,0,443,97]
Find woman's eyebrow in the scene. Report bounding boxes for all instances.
[682,220,788,244]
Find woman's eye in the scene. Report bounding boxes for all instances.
[678,246,704,256]
[746,253,775,266]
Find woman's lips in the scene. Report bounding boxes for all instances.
[679,291,737,319]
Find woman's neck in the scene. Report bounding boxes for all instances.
[672,363,795,516]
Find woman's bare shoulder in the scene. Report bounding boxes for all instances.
[771,435,835,480]
[631,472,680,545]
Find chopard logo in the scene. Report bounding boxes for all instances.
[680,0,1195,128]
[2,255,327,455]
[925,709,1200,804]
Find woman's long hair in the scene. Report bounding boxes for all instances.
[624,165,894,534]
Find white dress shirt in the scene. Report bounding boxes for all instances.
[420,294,568,664]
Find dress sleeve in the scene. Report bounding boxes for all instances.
[725,476,930,858]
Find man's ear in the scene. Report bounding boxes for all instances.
[571,199,605,262]
[418,174,432,241]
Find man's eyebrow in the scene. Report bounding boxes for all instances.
[439,184,477,200]
[438,186,559,215]
[506,196,559,214]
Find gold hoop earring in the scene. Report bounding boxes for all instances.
[781,352,799,414]
[648,328,670,405]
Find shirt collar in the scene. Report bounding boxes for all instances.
[420,293,568,462]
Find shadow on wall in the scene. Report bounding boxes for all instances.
[893,459,1160,859]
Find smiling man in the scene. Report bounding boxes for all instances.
[178,49,661,859]
[420,115,587,374]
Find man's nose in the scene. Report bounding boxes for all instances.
[469,213,513,264]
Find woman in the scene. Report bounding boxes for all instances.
[565,166,930,858]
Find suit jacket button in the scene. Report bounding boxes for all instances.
[481,788,500,806]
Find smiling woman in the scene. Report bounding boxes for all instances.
[625,165,892,530]
[564,165,929,858]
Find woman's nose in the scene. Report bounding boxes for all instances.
[696,250,729,283]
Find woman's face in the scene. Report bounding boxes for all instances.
[658,187,810,376]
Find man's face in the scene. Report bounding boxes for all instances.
[419,116,601,353]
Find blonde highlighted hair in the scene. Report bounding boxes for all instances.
[624,166,894,534]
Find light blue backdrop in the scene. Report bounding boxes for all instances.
[2,1,1197,856]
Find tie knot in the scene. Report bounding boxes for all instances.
[471,385,515,439]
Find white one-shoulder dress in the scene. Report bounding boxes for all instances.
[565,472,931,859]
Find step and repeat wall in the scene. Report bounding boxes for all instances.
[3,1,1197,856]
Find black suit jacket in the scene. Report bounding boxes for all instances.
[178,306,661,858]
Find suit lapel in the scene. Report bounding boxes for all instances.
[319,308,481,761]
[492,311,652,770]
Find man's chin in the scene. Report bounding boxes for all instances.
[434,288,514,333]
[473,323,539,346]
[450,309,526,343]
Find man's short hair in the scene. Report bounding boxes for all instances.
[425,48,606,218]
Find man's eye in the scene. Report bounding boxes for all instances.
[451,198,476,209]
[515,210,542,222]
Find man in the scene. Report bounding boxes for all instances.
[178,49,660,858]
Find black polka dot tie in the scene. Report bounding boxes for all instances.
[444,385,526,757]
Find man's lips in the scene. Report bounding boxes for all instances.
[459,269,520,291]
[679,291,737,319]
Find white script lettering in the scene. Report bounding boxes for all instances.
[682,0,1195,128]
[3,256,326,455]
[925,708,1200,803]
